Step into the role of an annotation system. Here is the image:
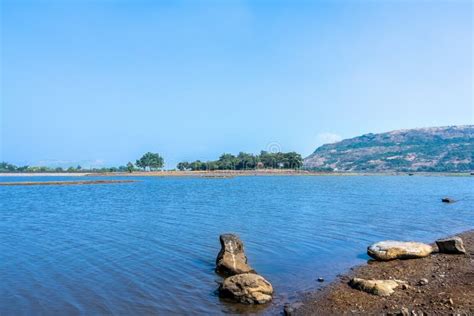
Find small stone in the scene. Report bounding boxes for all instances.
[448,298,454,305]
[283,304,294,316]
[284,302,303,315]
[349,278,406,296]
[418,278,429,286]
[399,307,410,316]
[317,277,324,282]
[436,237,466,254]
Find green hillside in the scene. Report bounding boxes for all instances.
[304,126,474,172]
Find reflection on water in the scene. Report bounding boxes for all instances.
[1,175,473,314]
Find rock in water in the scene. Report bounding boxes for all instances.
[367,241,432,261]
[219,273,273,304]
[216,234,254,276]
[349,278,406,296]
[283,302,303,316]
[436,236,466,254]
[283,304,294,316]
[441,197,455,203]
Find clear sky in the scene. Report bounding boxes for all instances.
[1,0,472,168]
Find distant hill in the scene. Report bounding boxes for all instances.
[304,126,474,172]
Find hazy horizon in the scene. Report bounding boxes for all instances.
[1,0,473,168]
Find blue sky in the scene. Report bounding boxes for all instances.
[1,0,472,168]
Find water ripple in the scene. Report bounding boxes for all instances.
[1,175,473,315]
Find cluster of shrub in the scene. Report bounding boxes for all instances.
[0,162,136,173]
[0,152,166,173]
[177,151,303,171]
[1,151,304,173]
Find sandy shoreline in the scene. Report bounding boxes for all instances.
[293,230,474,315]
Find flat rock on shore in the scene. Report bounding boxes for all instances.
[367,241,433,261]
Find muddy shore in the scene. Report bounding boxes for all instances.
[293,230,474,315]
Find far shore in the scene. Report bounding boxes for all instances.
[0,180,137,186]
[0,170,472,177]
[0,172,91,177]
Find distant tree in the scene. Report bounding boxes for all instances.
[0,162,18,172]
[55,167,64,172]
[217,153,237,170]
[206,161,219,170]
[285,152,303,169]
[189,160,203,171]
[236,152,257,170]
[126,162,134,173]
[259,151,277,168]
[17,165,29,172]
[136,152,164,171]
[67,166,75,172]
[76,165,82,171]
[177,161,190,171]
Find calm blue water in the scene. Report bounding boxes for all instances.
[1,176,473,315]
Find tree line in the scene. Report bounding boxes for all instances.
[0,152,165,173]
[177,151,303,171]
[0,161,133,173]
[1,150,303,173]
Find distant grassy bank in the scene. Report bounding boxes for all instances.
[1,170,472,177]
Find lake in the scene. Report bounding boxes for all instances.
[1,175,473,315]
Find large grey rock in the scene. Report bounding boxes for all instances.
[349,278,407,296]
[219,273,273,304]
[367,241,432,261]
[216,234,254,276]
[436,236,466,254]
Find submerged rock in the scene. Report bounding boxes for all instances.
[436,236,466,254]
[219,273,273,304]
[349,278,406,296]
[367,241,432,261]
[441,197,455,203]
[283,304,294,316]
[283,302,303,316]
[216,234,254,276]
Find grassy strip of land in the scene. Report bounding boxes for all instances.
[0,170,472,177]
[90,170,473,177]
